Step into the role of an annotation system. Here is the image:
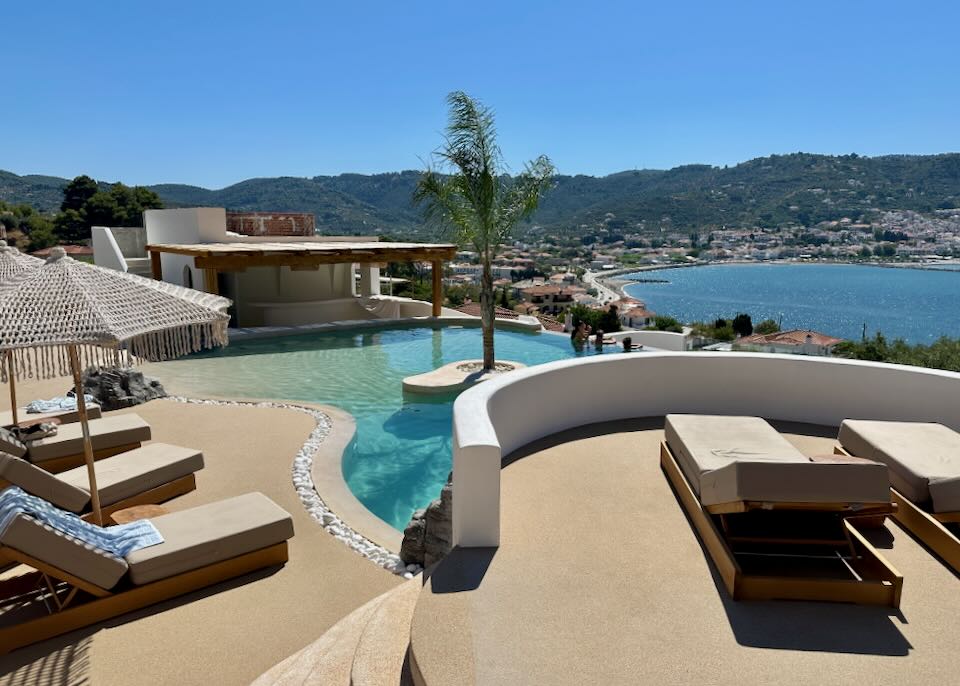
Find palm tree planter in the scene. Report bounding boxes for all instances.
[415,91,554,371]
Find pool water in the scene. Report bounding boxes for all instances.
[155,325,608,529]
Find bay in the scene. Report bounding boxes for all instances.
[621,263,960,344]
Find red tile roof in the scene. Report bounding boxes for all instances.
[738,329,845,347]
[32,244,93,257]
[455,303,520,319]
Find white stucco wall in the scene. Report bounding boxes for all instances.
[608,329,689,351]
[91,227,127,272]
[451,353,960,547]
[144,207,227,287]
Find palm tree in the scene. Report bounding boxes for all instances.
[415,91,554,370]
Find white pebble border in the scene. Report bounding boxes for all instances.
[170,396,422,579]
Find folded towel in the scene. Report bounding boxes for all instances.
[0,486,163,558]
[25,395,98,414]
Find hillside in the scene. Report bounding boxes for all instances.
[3,152,959,236]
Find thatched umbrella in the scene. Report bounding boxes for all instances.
[0,241,43,425]
[0,247,231,524]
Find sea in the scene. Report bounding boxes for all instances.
[621,263,960,344]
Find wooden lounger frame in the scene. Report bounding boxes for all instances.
[835,445,960,575]
[0,541,289,654]
[661,442,903,607]
[35,442,143,474]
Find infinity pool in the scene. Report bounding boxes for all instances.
[153,325,609,529]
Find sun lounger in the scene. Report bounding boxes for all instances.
[837,419,960,575]
[661,414,902,606]
[0,442,203,519]
[0,413,151,473]
[0,403,102,428]
[0,492,294,654]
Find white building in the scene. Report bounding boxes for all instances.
[92,208,456,328]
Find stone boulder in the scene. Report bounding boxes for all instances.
[400,474,453,568]
[79,367,168,411]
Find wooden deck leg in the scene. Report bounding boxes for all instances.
[431,260,442,317]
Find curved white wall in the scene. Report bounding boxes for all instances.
[452,353,960,547]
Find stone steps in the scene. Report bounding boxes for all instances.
[250,578,422,686]
[125,256,153,278]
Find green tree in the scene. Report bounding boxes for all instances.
[834,333,960,373]
[24,214,57,250]
[60,175,99,213]
[732,313,753,337]
[414,92,554,370]
[648,315,683,333]
[53,209,87,243]
[754,318,780,335]
[83,191,122,228]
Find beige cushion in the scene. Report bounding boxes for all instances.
[0,428,26,458]
[0,404,102,427]
[0,453,90,513]
[665,414,808,495]
[665,414,890,506]
[58,443,203,507]
[126,492,294,585]
[26,414,151,463]
[700,460,890,506]
[838,420,960,513]
[0,514,128,589]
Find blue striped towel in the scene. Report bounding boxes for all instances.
[0,487,164,558]
[26,394,98,414]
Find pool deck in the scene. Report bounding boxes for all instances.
[412,419,960,685]
[4,375,960,684]
[0,376,401,686]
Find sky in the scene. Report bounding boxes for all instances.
[3,1,959,189]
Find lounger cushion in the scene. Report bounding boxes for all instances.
[665,414,808,495]
[0,404,102,428]
[665,414,890,506]
[0,428,26,458]
[125,492,294,585]
[0,453,91,513]
[838,420,960,513]
[26,414,151,464]
[57,443,204,507]
[0,514,128,589]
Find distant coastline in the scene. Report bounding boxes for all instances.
[598,259,960,299]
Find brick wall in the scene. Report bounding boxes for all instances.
[226,212,316,237]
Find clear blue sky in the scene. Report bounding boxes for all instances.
[3,1,958,189]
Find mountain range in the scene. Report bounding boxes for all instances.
[2,152,959,236]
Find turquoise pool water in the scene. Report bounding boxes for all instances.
[155,325,607,529]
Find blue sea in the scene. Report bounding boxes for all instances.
[622,263,960,344]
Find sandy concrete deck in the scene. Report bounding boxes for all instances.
[0,377,400,686]
[413,419,960,685]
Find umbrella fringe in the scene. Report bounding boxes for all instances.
[3,342,142,381]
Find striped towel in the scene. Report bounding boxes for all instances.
[0,487,163,558]
[25,394,97,414]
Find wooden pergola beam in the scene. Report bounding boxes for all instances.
[145,242,457,308]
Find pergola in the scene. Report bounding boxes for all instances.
[146,241,458,316]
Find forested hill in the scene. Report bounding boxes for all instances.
[3,152,960,236]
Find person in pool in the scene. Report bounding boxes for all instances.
[571,321,591,348]
[594,329,616,348]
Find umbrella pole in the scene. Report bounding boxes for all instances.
[68,345,103,526]
[7,351,17,427]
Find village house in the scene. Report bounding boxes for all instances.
[733,329,846,357]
